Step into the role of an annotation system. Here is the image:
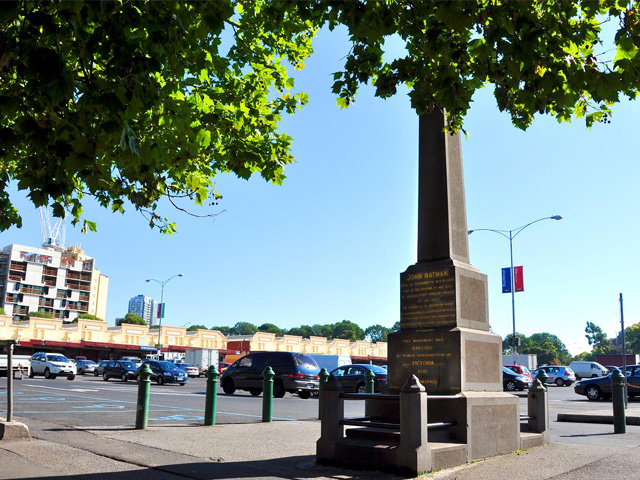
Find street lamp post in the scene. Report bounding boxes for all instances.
[468,215,562,364]
[146,273,184,351]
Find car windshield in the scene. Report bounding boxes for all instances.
[121,362,136,369]
[179,363,193,368]
[502,367,515,374]
[48,355,68,362]
[156,361,178,371]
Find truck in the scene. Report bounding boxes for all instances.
[0,354,32,378]
[308,354,352,372]
[184,348,219,375]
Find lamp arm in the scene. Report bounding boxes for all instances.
[467,228,511,240]
[511,216,556,240]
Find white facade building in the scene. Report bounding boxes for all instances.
[128,294,158,326]
[0,244,109,322]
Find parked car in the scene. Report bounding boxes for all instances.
[120,356,143,368]
[76,359,99,375]
[93,360,109,376]
[575,365,640,401]
[29,352,76,380]
[175,362,200,378]
[502,366,532,391]
[329,364,388,393]
[218,362,231,373]
[568,361,609,380]
[533,365,576,386]
[504,365,533,380]
[102,360,139,382]
[220,352,320,399]
[136,360,188,386]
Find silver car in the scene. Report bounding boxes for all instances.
[533,365,576,387]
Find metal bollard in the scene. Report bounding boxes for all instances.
[135,364,152,430]
[204,365,220,426]
[612,368,627,434]
[365,369,375,394]
[318,368,329,420]
[536,369,548,389]
[262,366,275,422]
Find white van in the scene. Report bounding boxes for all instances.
[569,361,609,380]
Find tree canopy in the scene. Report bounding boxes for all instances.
[502,331,570,365]
[116,313,146,326]
[2,1,640,232]
[585,321,617,355]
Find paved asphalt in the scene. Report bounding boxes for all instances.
[3,376,640,479]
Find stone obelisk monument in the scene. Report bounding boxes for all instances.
[387,111,520,460]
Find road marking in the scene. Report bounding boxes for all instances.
[74,404,126,409]
[24,385,99,393]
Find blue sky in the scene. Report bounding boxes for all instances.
[2,28,638,356]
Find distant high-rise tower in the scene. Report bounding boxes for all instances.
[128,295,158,326]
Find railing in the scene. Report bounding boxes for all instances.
[39,299,54,308]
[42,268,57,276]
[9,262,26,272]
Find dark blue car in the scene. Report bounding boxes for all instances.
[136,360,188,386]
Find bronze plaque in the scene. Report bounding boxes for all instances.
[387,330,461,394]
[400,265,456,329]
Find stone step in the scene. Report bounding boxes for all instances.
[519,432,545,449]
[345,425,455,443]
[333,435,469,473]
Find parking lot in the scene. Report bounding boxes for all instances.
[0,374,364,427]
[3,374,640,437]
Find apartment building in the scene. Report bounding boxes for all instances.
[128,294,158,326]
[0,243,109,322]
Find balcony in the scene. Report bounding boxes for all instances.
[18,285,46,295]
[13,307,28,315]
[65,282,91,292]
[42,267,58,277]
[9,261,26,272]
[42,278,56,287]
[39,299,54,308]
[9,274,24,282]
[5,293,20,303]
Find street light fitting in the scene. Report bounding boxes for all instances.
[551,215,563,220]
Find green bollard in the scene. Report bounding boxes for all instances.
[204,365,220,426]
[536,368,548,389]
[612,368,627,434]
[365,369,375,394]
[262,366,275,423]
[318,368,329,420]
[135,364,152,430]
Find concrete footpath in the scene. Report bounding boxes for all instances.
[2,414,640,480]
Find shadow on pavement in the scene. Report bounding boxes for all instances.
[5,455,405,480]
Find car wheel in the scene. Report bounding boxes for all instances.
[68,374,75,381]
[505,380,517,391]
[103,372,109,381]
[157,376,165,386]
[121,374,127,382]
[29,368,35,378]
[298,390,311,399]
[180,383,185,386]
[249,388,262,396]
[273,380,286,398]
[44,368,51,379]
[94,370,99,377]
[356,383,367,394]
[555,378,565,387]
[222,378,236,395]
[586,385,602,401]
[50,374,57,379]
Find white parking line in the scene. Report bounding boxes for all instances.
[24,385,99,393]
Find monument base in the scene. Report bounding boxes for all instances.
[388,327,503,394]
[0,421,30,440]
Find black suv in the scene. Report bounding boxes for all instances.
[220,352,320,399]
[102,360,139,382]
